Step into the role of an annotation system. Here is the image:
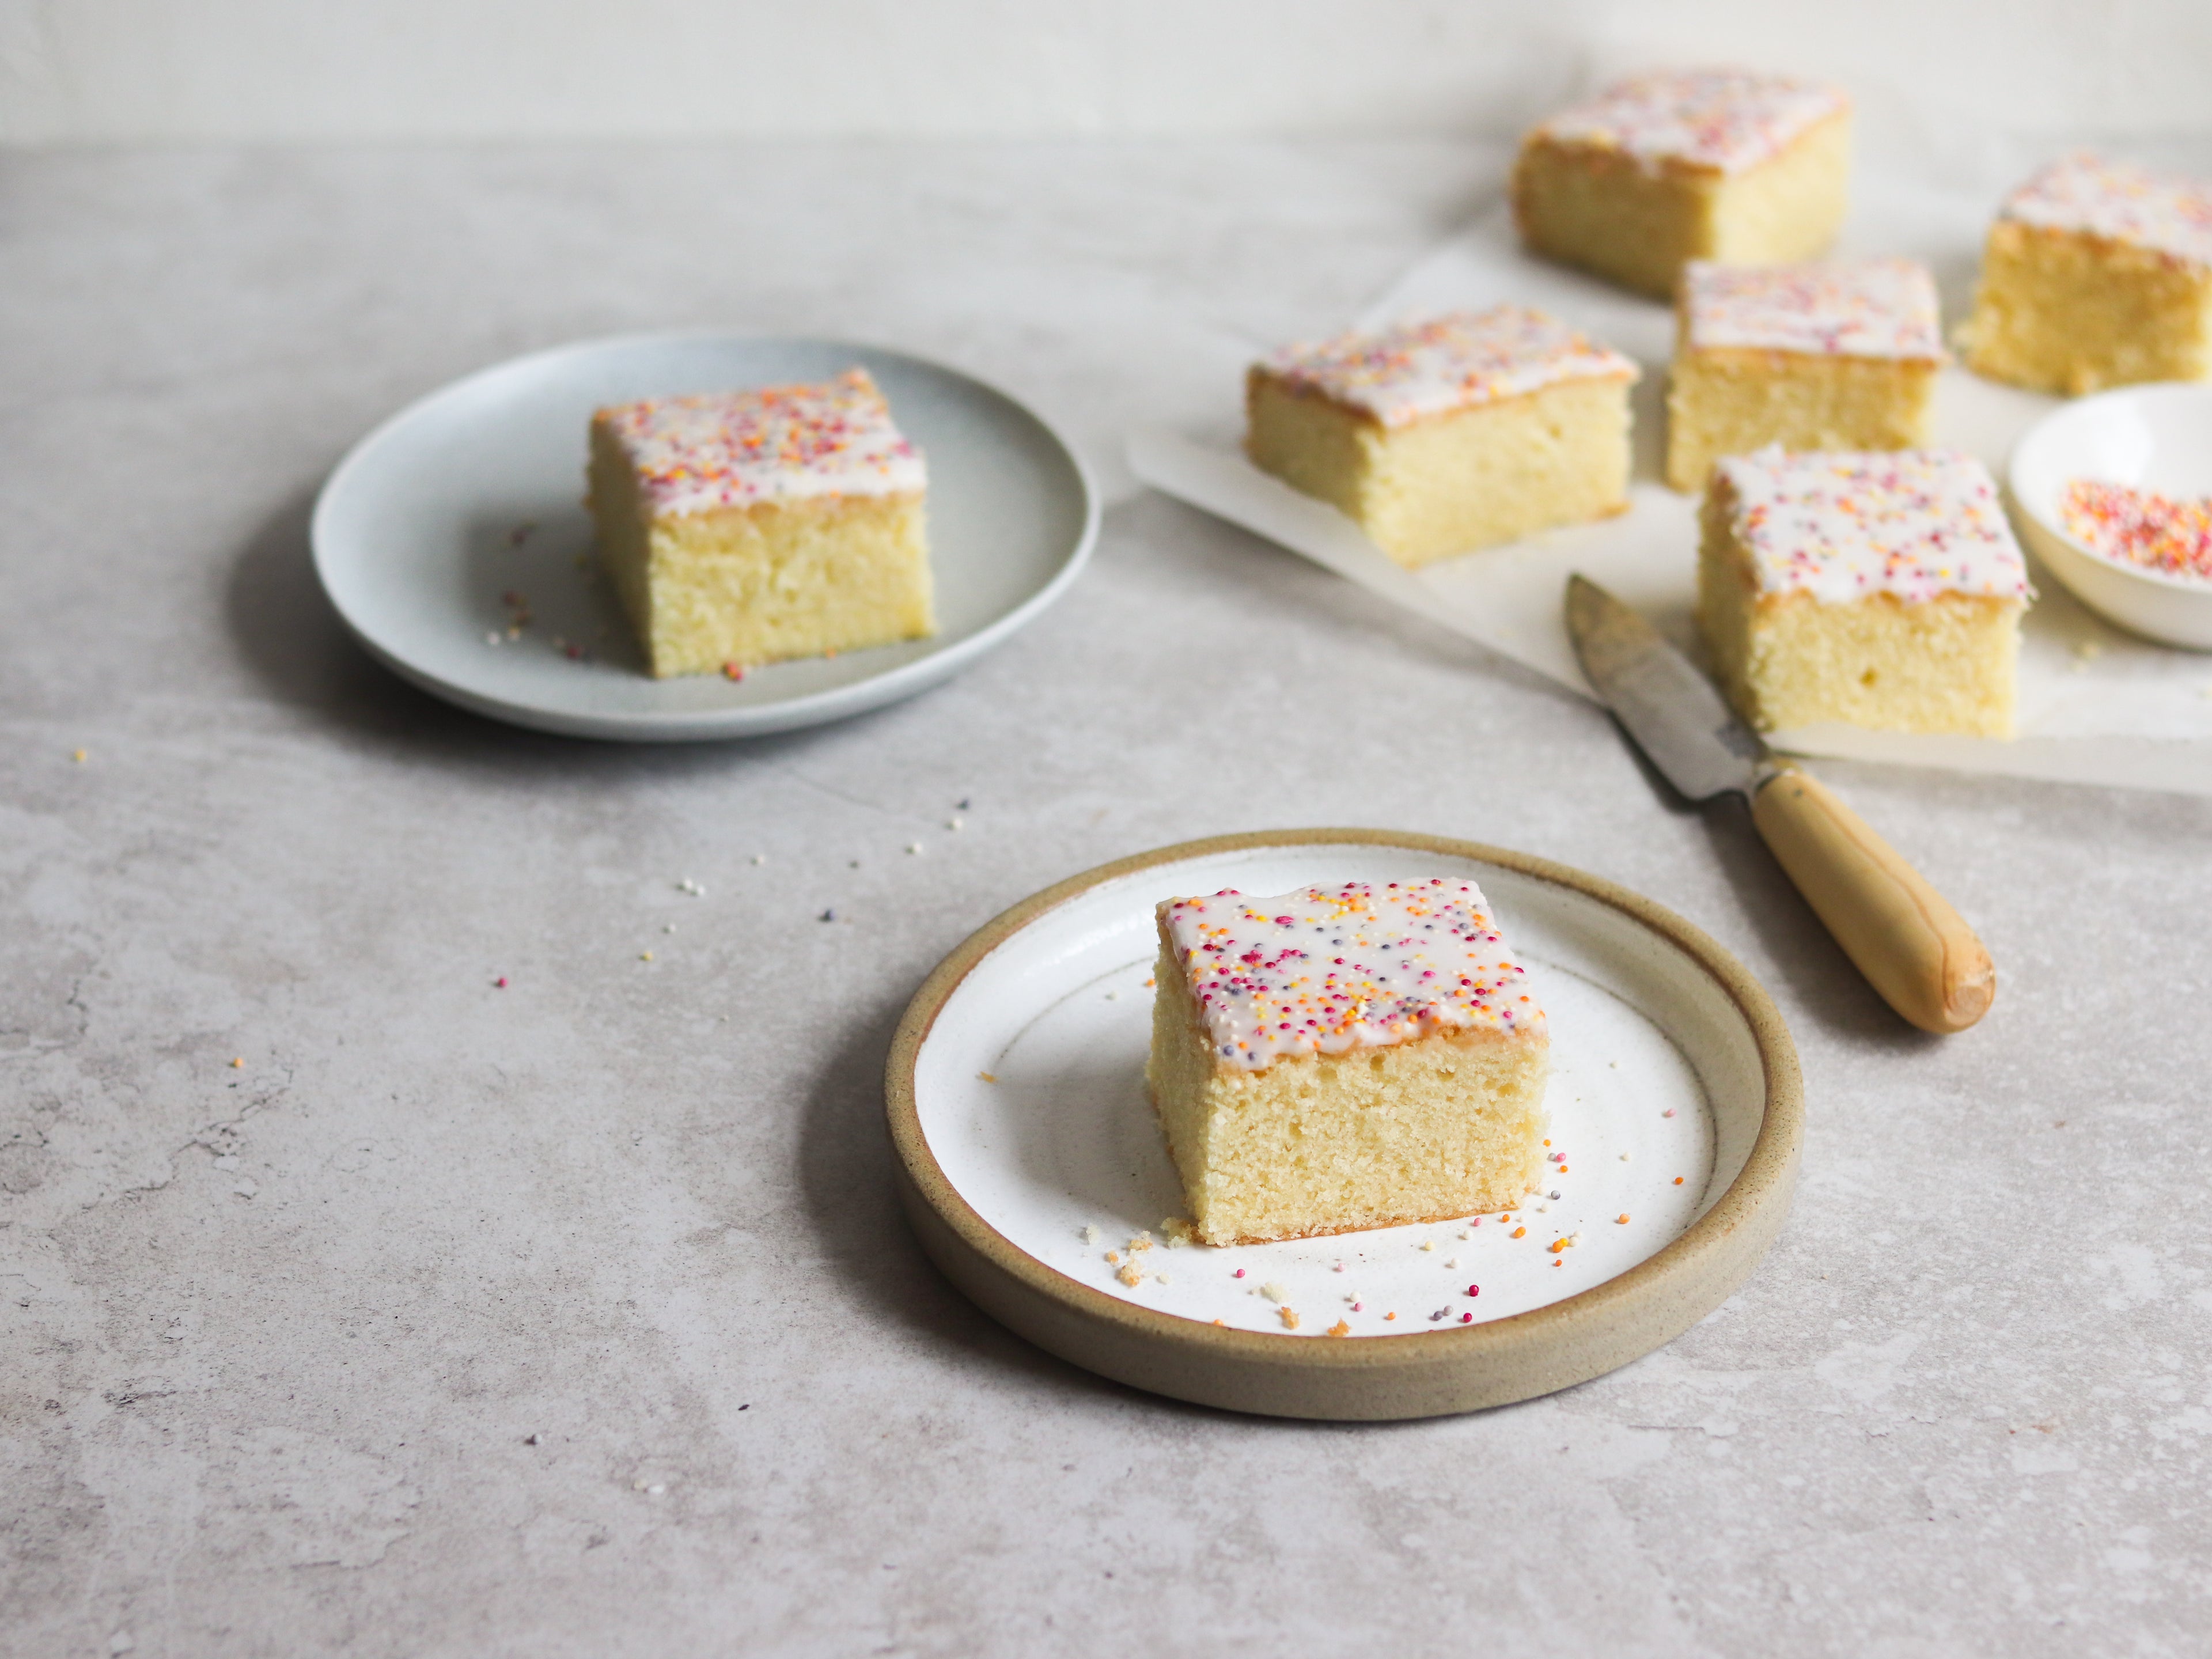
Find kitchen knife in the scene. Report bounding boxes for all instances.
[1565,574,1995,1035]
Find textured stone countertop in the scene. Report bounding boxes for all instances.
[4,141,2209,1658]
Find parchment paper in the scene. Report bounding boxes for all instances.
[1127,182,2212,797]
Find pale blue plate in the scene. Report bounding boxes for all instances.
[311,333,1098,740]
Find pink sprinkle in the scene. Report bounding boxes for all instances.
[1351,1302,1363,1312]
[1233,1268,1245,1279]
[1465,1285,1480,1297]
[1460,1312,1474,1323]
[494,976,509,988]
[1663,1108,1676,1118]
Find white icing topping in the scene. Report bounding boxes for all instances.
[1683,259,1944,360]
[596,369,925,516]
[1715,447,2032,604]
[1532,70,1848,175]
[1260,306,1637,429]
[1160,881,1546,1071]
[2000,152,2212,269]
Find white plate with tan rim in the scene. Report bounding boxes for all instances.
[312,334,1099,741]
[887,830,1802,1422]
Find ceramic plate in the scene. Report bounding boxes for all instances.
[888,831,1802,1421]
[312,334,1099,740]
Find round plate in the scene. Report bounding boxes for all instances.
[311,333,1099,740]
[887,830,1802,1421]
[2008,382,2212,651]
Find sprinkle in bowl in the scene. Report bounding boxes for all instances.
[2008,382,2212,650]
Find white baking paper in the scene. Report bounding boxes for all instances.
[1126,185,2212,797]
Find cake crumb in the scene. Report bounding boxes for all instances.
[1081,1225,1099,1244]
[1116,1263,1144,1287]
[1162,1219,1192,1245]
[1104,1251,1119,1264]
[1327,1320,1351,1337]
[1126,1234,1153,1254]
[1278,1307,1300,1330]
[977,1071,997,1084]
[1260,1281,1287,1303]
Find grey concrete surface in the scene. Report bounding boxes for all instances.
[3,141,2210,1658]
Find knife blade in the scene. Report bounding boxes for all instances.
[1565,575,1995,1035]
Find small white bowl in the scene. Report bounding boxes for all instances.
[2008,382,2212,651]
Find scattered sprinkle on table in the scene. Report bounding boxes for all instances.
[639,951,653,962]
[229,1057,243,1069]
[71,749,86,763]
[1512,1226,1527,1238]
[494,977,508,989]
[1618,1213,1631,1224]
[979,1071,998,1084]
[1675,1176,1685,1185]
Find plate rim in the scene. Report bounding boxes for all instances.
[309,329,1102,743]
[884,828,1804,1421]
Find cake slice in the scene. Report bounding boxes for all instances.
[1964,153,2212,395]
[1699,448,2032,738]
[1666,259,1944,492]
[1245,306,1638,567]
[586,369,934,679]
[1513,70,1852,298]
[1146,879,1550,1247]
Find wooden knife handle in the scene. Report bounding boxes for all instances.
[1750,767,1995,1034]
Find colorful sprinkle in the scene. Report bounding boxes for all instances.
[1160,880,1546,1070]
[1718,448,2032,604]
[2061,479,2212,581]
[1683,258,1943,360]
[1532,69,1847,175]
[2003,153,2212,269]
[1262,307,1636,429]
[595,369,924,517]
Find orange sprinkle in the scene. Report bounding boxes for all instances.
[1384,1312,1396,1321]
[1617,1214,1631,1224]
[229,1057,243,1069]
[1674,1176,1685,1185]
[1512,1226,1527,1238]
[977,1071,997,1083]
